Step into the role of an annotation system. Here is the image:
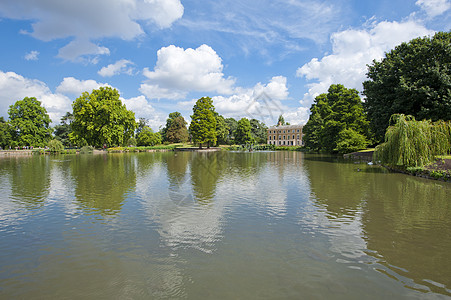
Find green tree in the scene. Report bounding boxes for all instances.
[161,112,182,142]
[225,117,238,144]
[235,118,255,145]
[277,115,285,126]
[137,127,162,146]
[363,31,451,142]
[0,117,13,149]
[8,97,52,147]
[135,118,147,138]
[166,115,189,143]
[70,87,136,148]
[189,97,217,148]
[54,112,73,147]
[250,118,268,144]
[303,84,371,153]
[47,139,64,153]
[215,114,229,145]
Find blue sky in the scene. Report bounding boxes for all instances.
[0,0,449,130]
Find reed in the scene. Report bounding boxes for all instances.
[374,114,451,167]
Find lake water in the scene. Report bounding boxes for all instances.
[0,151,450,299]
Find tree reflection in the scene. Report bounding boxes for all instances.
[8,156,50,209]
[362,176,451,295]
[70,154,136,216]
[190,152,225,204]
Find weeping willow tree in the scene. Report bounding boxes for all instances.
[374,114,451,167]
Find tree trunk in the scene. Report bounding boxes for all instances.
[199,143,203,149]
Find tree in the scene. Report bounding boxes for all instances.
[54,112,73,147]
[215,114,229,145]
[250,118,268,144]
[70,87,136,148]
[161,112,182,142]
[277,115,285,126]
[303,84,371,153]
[8,97,52,147]
[189,97,217,148]
[137,127,162,146]
[0,117,13,149]
[136,118,147,138]
[48,139,64,153]
[235,118,255,145]
[166,115,189,143]
[225,117,238,144]
[363,31,451,142]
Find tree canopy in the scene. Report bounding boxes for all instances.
[189,97,217,148]
[70,87,136,147]
[8,97,52,147]
[250,118,268,143]
[303,84,371,153]
[0,117,13,149]
[54,112,73,147]
[137,127,162,146]
[166,115,189,143]
[235,118,255,145]
[363,31,451,142]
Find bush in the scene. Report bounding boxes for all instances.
[48,139,64,153]
[80,145,94,154]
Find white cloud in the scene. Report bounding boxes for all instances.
[176,76,290,124]
[416,0,451,18]
[140,44,236,100]
[296,20,435,105]
[56,77,111,96]
[0,0,183,60]
[24,50,39,61]
[98,59,134,77]
[120,95,165,131]
[0,71,71,123]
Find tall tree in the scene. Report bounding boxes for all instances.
[250,118,268,144]
[235,118,255,145]
[161,112,182,142]
[8,97,52,147]
[70,87,136,147]
[363,31,451,142]
[0,117,13,149]
[215,114,229,145]
[166,115,189,143]
[136,118,147,138]
[303,84,371,153]
[189,97,217,148]
[54,112,73,147]
[277,115,285,126]
[225,117,238,144]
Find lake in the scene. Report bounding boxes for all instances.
[0,151,450,299]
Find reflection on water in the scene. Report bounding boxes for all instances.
[0,152,450,298]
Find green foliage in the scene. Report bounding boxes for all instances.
[107,145,176,153]
[235,118,255,145]
[303,84,371,153]
[8,97,52,147]
[47,139,64,153]
[215,114,229,145]
[161,112,182,142]
[225,117,238,144]
[363,31,451,142]
[70,87,136,147]
[250,119,268,143]
[54,112,73,147]
[189,97,217,148]
[135,118,147,138]
[166,115,189,143]
[127,137,137,146]
[0,117,13,149]
[374,114,451,167]
[277,115,285,126]
[335,128,370,154]
[80,145,94,154]
[136,127,162,146]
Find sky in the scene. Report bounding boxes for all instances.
[0,0,449,130]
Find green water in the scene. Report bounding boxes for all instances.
[0,151,450,299]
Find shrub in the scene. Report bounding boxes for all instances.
[48,139,64,153]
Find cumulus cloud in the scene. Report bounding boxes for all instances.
[56,77,111,96]
[296,20,434,105]
[0,0,183,60]
[24,50,39,61]
[177,76,290,124]
[416,0,451,18]
[140,44,236,99]
[121,95,165,131]
[98,59,135,77]
[0,71,71,123]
